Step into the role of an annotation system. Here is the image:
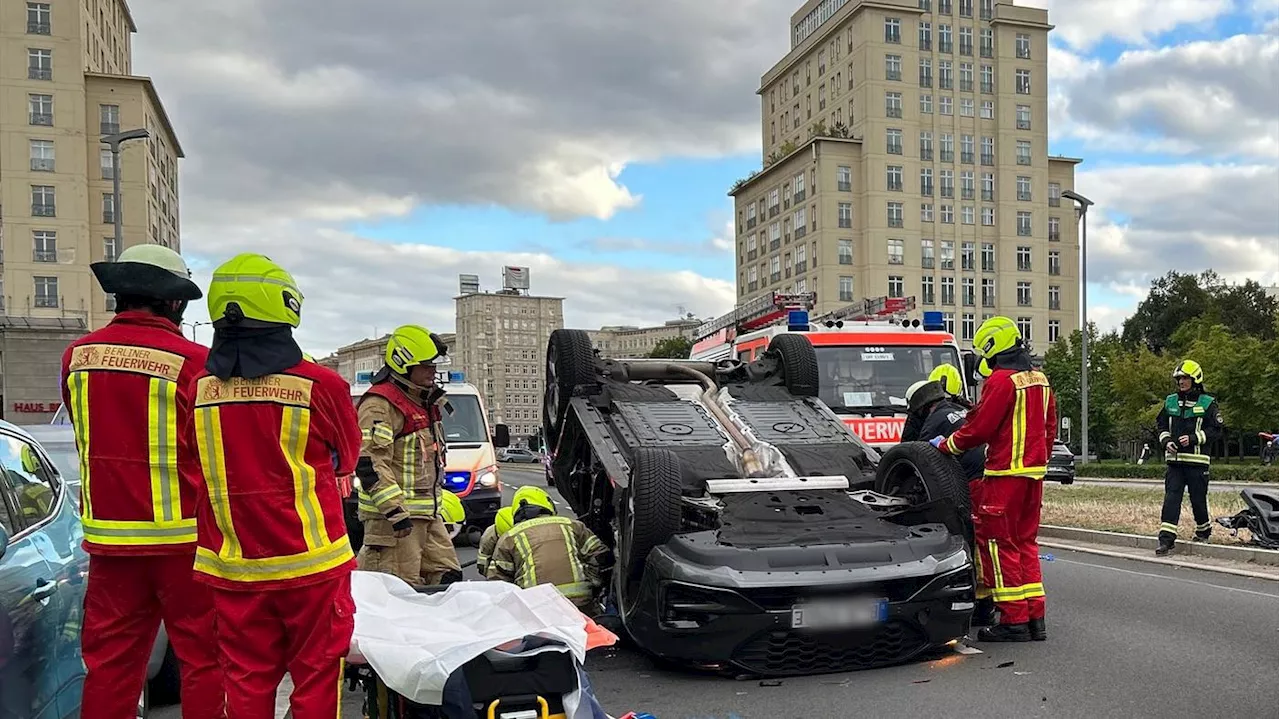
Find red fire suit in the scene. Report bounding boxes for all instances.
[943,366,1057,625]
[188,357,362,719]
[60,311,224,719]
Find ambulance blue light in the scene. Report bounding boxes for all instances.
[923,311,946,331]
[448,371,466,383]
[787,310,810,331]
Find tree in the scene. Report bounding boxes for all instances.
[1169,321,1279,433]
[1042,323,1120,454]
[1121,271,1215,352]
[1200,279,1278,342]
[1108,345,1171,445]
[649,336,693,359]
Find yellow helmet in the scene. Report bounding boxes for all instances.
[385,325,448,374]
[207,253,304,327]
[1173,359,1204,385]
[438,490,466,524]
[929,364,964,396]
[513,485,555,514]
[972,316,1021,361]
[494,506,516,536]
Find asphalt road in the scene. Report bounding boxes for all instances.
[154,463,1280,719]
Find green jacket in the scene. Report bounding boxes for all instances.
[1156,392,1222,466]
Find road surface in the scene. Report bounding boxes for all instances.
[154,463,1279,719]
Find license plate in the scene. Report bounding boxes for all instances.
[790,597,888,630]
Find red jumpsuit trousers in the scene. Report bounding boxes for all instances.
[971,475,1045,625]
[81,554,224,719]
[212,573,355,719]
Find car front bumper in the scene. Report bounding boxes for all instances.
[461,487,503,526]
[1046,463,1076,484]
[622,534,975,675]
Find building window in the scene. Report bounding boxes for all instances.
[981,136,995,166]
[105,236,120,262]
[889,276,905,298]
[921,203,934,222]
[1016,33,1031,59]
[1017,176,1032,201]
[838,202,853,228]
[34,276,59,308]
[919,21,932,50]
[960,98,974,117]
[982,207,996,226]
[980,27,994,57]
[29,139,54,172]
[887,165,904,191]
[100,104,120,135]
[886,91,903,118]
[959,170,975,200]
[888,239,904,264]
[941,170,954,199]
[1015,69,1032,94]
[1049,216,1061,241]
[961,313,975,340]
[1016,104,1032,130]
[27,2,51,34]
[770,256,782,283]
[920,93,933,114]
[961,241,975,271]
[920,131,934,160]
[103,193,117,223]
[961,134,975,164]
[748,267,759,291]
[796,245,808,272]
[980,64,994,93]
[1017,212,1032,237]
[1049,251,1061,276]
[837,165,852,191]
[959,25,973,54]
[102,149,119,179]
[920,58,933,87]
[961,206,975,224]
[939,24,952,53]
[942,312,956,334]
[794,207,807,238]
[888,202,904,228]
[962,277,976,307]
[1017,282,1033,306]
[940,204,954,224]
[1048,182,1061,207]
[981,243,995,272]
[33,230,57,262]
[885,17,902,43]
[941,277,955,305]
[959,62,974,91]
[940,133,954,162]
[981,278,996,307]
[921,239,936,269]
[920,168,934,196]
[794,172,806,201]
[1016,317,1033,341]
[1049,284,1061,311]
[1017,245,1032,271]
[839,275,855,302]
[28,48,52,80]
[838,239,854,265]
[887,128,903,154]
[1048,319,1061,343]
[1016,140,1032,166]
[28,93,53,125]
[939,60,953,90]
[940,240,955,270]
[31,185,55,216]
[922,276,936,304]
[886,54,902,81]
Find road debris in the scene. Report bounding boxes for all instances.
[997,661,1015,668]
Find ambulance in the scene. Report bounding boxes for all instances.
[689,292,974,453]
[350,371,509,529]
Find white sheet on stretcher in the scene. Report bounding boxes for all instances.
[347,571,590,706]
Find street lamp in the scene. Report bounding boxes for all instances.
[182,321,212,342]
[100,128,150,253]
[1061,189,1095,465]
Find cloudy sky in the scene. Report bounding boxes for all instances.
[127,0,1279,354]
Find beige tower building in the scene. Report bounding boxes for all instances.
[731,0,1081,349]
[1,0,181,422]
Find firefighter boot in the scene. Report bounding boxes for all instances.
[1029,617,1047,641]
[972,598,998,627]
[977,623,1032,643]
[1155,536,1175,556]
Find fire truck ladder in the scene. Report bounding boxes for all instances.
[813,295,918,325]
[695,291,817,342]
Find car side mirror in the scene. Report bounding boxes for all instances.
[0,523,9,560]
[492,424,510,448]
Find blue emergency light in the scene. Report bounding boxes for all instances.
[787,309,810,331]
[443,471,471,491]
[922,311,946,331]
[447,370,465,383]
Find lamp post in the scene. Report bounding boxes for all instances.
[100,129,150,252]
[183,321,211,342]
[1062,189,1095,464]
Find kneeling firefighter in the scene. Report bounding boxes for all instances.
[355,325,463,585]
[486,487,612,611]
[476,506,516,576]
[902,364,971,442]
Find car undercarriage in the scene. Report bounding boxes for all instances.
[541,329,977,676]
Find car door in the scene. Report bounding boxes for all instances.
[0,459,63,719]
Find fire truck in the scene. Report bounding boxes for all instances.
[689,291,974,452]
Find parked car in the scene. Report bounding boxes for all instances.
[1046,440,1077,484]
[498,447,540,463]
[19,424,180,711]
[1,419,91,719]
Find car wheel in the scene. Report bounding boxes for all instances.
[543,329,597,450]
[874,442,972,539]
[625,448,684,580]
[765,334,820,398]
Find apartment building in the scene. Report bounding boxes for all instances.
[732,0,1081,349]
[0,0,182,422]
[587,316,702,359]
[322,332,457,384]
[454,290,564,440]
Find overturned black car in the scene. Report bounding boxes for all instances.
[541,329,977,676]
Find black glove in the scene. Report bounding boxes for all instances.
[391,517,413,533]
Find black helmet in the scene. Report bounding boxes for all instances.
[906,379,947,414]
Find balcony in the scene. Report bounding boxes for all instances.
[795,225,807,239]
[888,143,903,155]
[1049,230,1061,241]
[748,281,759,292]
[980,45,993,58]
[1017,46,1031,60]
[769,206,779,218]
[961,188,975,200]
[920,38,932,51]
[981,153,995,166]
[940,150,954,162]
[939,77,953,90]
[837,181,851,192]
[747,250,758,261]
[29,112,52,126]
[919,75,932,88]
[889,217,904,228]
[1017,226,1031,237]
[35,295,59,308]
[839,254,853,265]
[921,183,934,196]
[838,217,852,229]
[939,40,952,53]
[888,180,903,192]
[1018,296,1032,307]
[1018,191,1031,201]
[1017,118,1031,131]
[101,122,119,135]
[1049,197,1061,207]
[28,21,51,34]
[983,296,995,308]
[770,239,781,251]
[961,152,974,164]
[1017,155,1031,166]
[887,106,902,118]
[32,204,56,217]
[981,189,994,202]
[33,249,57,262]
[746,218,757,229]
[887,68,902,81]
[939,0,952,12]
[1049,299,1061,310]
[983,262,995,273]
[920,148,934,161]
[1049,265,1061,276]
[794,190,806,202]
[796,261,807,273]
[960,80,973,92]
[960,43,973,56]
[839,291,855,302]
[923,257,935,269]
[103,210,117,224]
[981,81,994,94]
[770,272,782,284]
[941,187,954,199]
[30,158,54,172]
[1017,261,1032,272]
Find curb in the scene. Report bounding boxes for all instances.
[1039,525,1278,566]
[1071,478,1275,490]
[1037,540,1279,581]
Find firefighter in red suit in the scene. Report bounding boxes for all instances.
[932,316,1057,643]
[60,245,224,719]
[189,253,362,719]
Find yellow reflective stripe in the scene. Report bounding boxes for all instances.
[194,535,353,583]
[944,435,961,455]
[984,466,1047,478]
[1159,522,1179,535]
[69,371,93,520]
[335,658,344,719]
[147,377,182,524]
[281,405,326,552]
[373,425,394,443]
[1010,388,1027,470]
[401,436,417,500]
[515,533,537,587]
[988,539,1004,593]
[195,405,241,559]
[1195,521,1213,532]
[367,484,405,506]
[560,525,584,583]
[1168,453,1211,464]
[555,582,594,599]
[491,558,515,572]
[82,518,197,545]
[403,497,437,513]
[991,582,1044,602]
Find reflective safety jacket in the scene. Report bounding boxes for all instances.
[486,515,611,608]
[189,358,362,590]
[944,367,1057,479]
[475,524,499,576]
[60,311,209,555]
[1157,392,1222,466]
[355,382,443,527]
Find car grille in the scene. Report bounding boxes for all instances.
[731,620,929,675]
[742,577,935,610]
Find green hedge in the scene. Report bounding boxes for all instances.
[1077,462,1279,482]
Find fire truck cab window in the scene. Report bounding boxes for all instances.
[815,345,960,411]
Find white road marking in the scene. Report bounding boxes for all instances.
[1052,555,1279,599]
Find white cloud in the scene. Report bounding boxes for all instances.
[1028,0,1235,50]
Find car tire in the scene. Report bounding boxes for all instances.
[765,334,820,398]
[149,644,181,705]
[626,448,683,580]
[543,329,597,448]
[874,441,972,530]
